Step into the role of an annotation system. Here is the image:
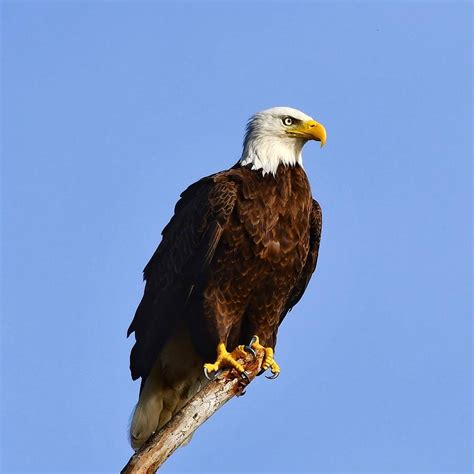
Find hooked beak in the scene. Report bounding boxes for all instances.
[301,120,326,147]
[288,120,327,147]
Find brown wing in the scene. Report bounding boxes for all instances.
[279,199,322,324]
[127,174,238,381]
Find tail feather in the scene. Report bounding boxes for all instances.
[130,327,204,450]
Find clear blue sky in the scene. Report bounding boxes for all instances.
[1,2,472,473]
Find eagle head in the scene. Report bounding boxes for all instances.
[239,107,326,176]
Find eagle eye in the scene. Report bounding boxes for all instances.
[282,116,294,126]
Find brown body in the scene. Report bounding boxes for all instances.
[127,163,322,448]
[196,165,316,355]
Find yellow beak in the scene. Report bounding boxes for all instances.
[300,120,327,147]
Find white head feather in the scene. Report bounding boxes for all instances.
[239,107,316,176]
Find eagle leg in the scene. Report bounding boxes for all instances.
[250,336,281,379]
[203,343,253,381]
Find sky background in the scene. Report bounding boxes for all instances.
[1,1,472,473]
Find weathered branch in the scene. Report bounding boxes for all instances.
[121,349,265,474]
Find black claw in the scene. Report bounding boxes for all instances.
[257,368,266,376]
[203,367,216,381]
[243,345,256,358]
[240,371,250,382]
[249,335,259,346]
[265,372,280,380]
[237,389,246,397]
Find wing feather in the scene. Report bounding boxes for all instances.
[279,199,322,324]
[128,175,238,381]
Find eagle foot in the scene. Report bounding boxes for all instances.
[250,336,281,379]
[203,343,253,381]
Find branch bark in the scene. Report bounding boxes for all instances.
[121,349,265,474]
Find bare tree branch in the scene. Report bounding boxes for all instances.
[121,349,265,474]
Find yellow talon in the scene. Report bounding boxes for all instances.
[251,336,281,378]
[234,345,250,359]
[203,343,248,380]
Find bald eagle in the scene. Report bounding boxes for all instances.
[127,107,326,449]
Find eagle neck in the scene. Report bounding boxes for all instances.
[239,134,305,177]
